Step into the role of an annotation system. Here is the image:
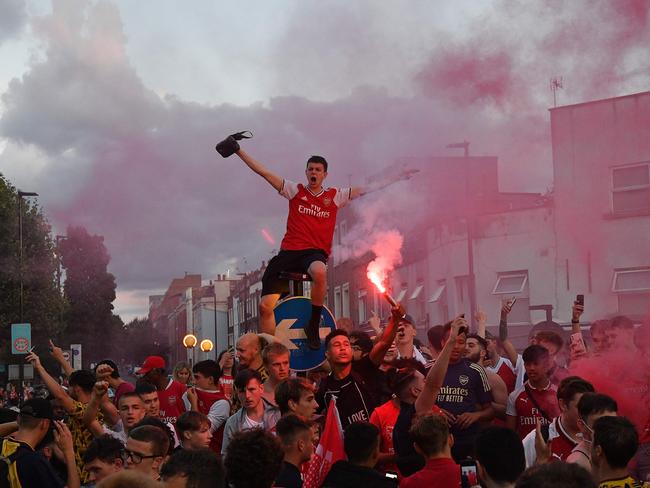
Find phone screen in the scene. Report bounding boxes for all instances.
[460,463,479,487]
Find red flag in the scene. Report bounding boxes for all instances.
[303,398,345,488]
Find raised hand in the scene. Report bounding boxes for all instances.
[93,381,109,398]
[25,351,42,369]
[95,363,114,380]
[572,301,584,322]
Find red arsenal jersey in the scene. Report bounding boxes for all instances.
[548,417,579,462]
[279,180,351,256]
[194,387,229,454]
[158,379,187,424]
[506,381,560,439]
[488,357,517,394]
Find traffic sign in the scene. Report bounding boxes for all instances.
[273,297,336,371]
[11,323,31,355]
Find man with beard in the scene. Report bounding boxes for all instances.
[235,333,268,382]
[465,333,508,421]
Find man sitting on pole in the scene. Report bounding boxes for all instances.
[232,144,414,349]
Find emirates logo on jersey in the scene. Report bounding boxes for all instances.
[459,375,469,386]
[323,197,332,206]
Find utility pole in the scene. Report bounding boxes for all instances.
[445,142,477,330]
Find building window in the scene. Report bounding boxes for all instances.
[429,279,449,325]
[410,283,424,301]
[334,286,342,318]
[395,283,408,302]
[342,283,350,318]
[612,268,650,317]
[358,289,367,324]
[492,271,530,324]
[492,272,528,295]
[455,275,469,307]
[429,282,446,303]
[612,163,650,214]
[339,221,348,244]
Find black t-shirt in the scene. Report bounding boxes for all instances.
[392,402,425,477]
[317,357,380,428]
[275,461,303,488]
[0,437,65,488]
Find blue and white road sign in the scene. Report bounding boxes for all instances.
[273,297,336,371]
[11,323,31,355]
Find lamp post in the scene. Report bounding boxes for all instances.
[18,191,39,323]
[210,280,218,359]
[445,142,477,330]
[17,190,38,404]
[182,334,197,366]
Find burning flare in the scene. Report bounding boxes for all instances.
[367,269,397,307]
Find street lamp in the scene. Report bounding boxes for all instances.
[200,339,214,354]
[445,143,477,330]
[182,333,197,367]
[18,190,39,323]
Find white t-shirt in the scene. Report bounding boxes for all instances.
[243,413,264,430]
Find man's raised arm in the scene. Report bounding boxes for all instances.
[350,168,418,199]
[26,351,75,412]
[235,149,283,192]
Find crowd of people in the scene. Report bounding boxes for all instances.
[0,299,648,488]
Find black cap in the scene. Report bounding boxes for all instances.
[401,314,415,325]
[20,399,53,420]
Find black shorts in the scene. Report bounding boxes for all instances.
[261,249,328,296]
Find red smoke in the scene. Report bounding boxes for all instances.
[569,348,650,433]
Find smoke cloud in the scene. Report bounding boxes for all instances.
[1,0,650,320]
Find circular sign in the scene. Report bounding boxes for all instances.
[14,338,29,353]
[273,296,337,371]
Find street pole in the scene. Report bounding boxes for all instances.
[446,143,477,330]
[17,190,38,404]
[211,280,218,359]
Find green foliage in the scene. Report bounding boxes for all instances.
[0,174,66,361]
[58,225,123,363]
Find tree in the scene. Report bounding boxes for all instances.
[112,317,169,365]
[58,225,122,363]
[0,174,65,361]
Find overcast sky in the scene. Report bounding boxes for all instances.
[1,0,649,322]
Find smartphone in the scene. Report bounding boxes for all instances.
[460,459,480,488]
[509,296,517,307]
[385,472,398,480]
[576,294,584,306]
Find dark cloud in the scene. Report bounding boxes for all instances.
[1,0,649,318]
[0,0,26,44]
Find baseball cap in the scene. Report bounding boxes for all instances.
[20,398,53,420]
[400,314,415,326]
[136,356,165,375]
